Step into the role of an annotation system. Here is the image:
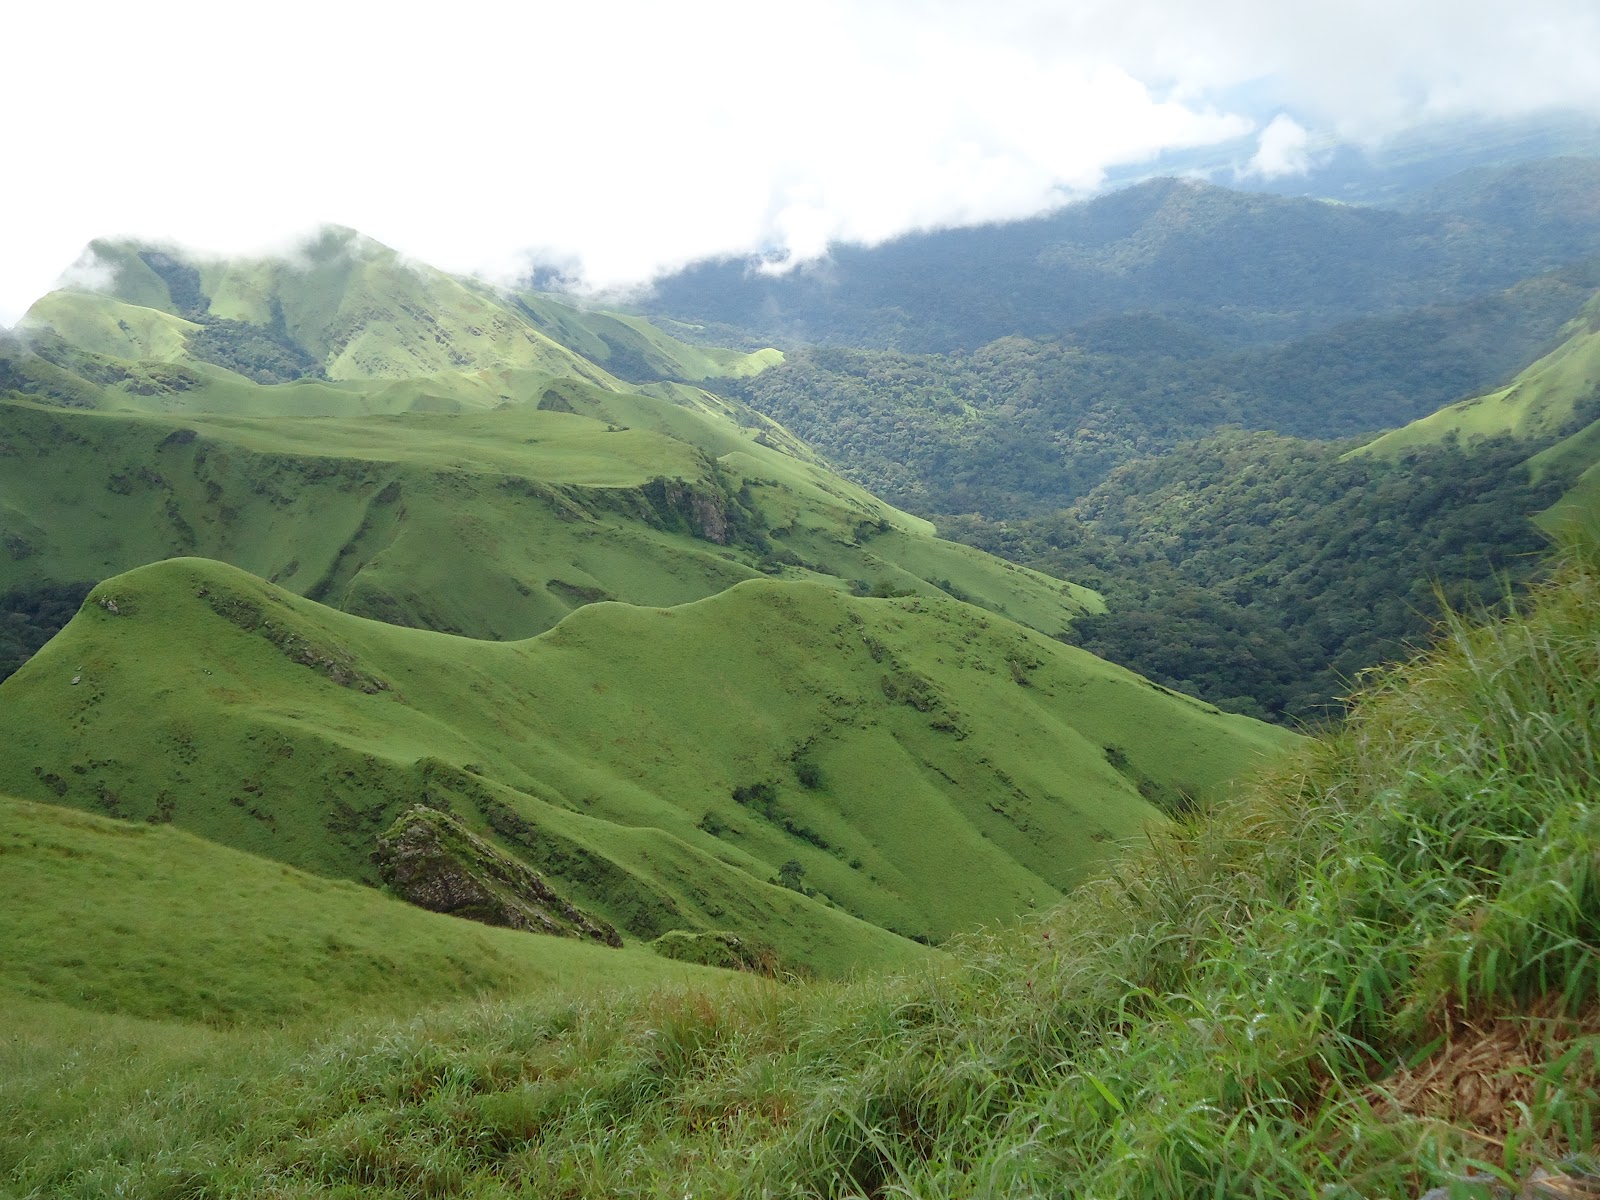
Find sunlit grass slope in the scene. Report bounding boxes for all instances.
[5,549,1595,1199]
[0,795,725,1025]
[1360,289,1600,455]
[0,557,1288,974]
[32,229,781,389]
[0,386,1097,641]
[1358,288,1600,537]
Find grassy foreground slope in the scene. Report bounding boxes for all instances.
[0,795,724,1025]
[0,557,1288,974]
[6,553,1596,1200]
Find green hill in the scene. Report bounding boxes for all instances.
[0,383,1096,646]
[0,231,1287,984]
[0,557,1290,976]
[1358,290,1600,455]
[0,794,726,1025]
[28,228,782,394]
[1357,288,1600,539]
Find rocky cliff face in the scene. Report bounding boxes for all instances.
[373,805,622,946]
[638,475,734,544]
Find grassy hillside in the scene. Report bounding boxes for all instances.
[1,233,1099,653]
[507,290,784,383]
[1358,289,1600,543]
[1360,290,1600,456]
[0,232,1227,984]
[0,795,725,1025]
[5,227,789,429]
[5,543,1595,1199]
[0,384,1095,646]
[0,557,1289,975]
[39,229,783,390]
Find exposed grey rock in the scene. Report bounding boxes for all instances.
[374,804,622,947]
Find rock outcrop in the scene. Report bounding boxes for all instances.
[374,805,622,946]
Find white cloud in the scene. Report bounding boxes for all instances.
[2,0,1599,325]
[1244,114,1313,178]
[53,247,118,298]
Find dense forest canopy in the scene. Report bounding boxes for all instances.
[948,430,1580,721]
[727,261,1597,518]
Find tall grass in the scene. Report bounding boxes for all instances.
[7,546,1600,1198]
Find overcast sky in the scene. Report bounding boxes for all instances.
[5,0,1600,326]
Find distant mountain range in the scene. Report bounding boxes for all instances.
[640,158,1600,352]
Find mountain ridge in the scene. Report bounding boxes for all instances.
[640,162,1600,353]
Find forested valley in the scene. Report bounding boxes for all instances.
[695,169,1600,721]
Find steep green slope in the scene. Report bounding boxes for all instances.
[1360,290,1600,455]
[0,794,726,1025]
[0,558,1290,974]
[33,230,782,393]
[1358,289,1600,539]
[1530,423,1600,541]
[506,291,784,383]
[0,386,1094,646]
